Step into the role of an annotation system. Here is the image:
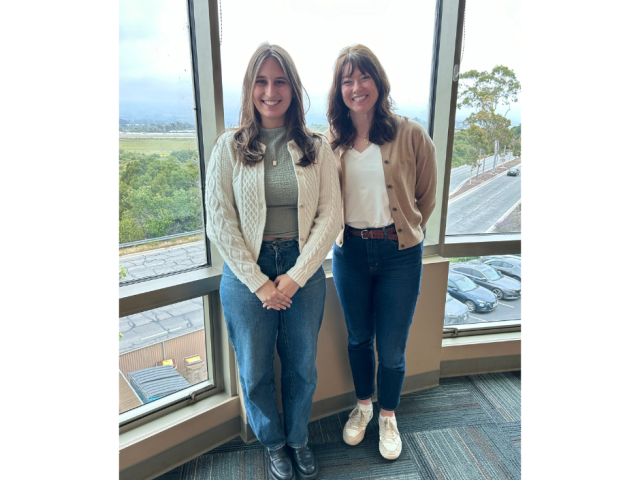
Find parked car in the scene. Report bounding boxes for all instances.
[450,263,521,300]
[482,256,522,281]
[444,292,470,325]
[507,167,520,176]
[447,271,497,313]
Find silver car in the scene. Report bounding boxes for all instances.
[444,292,470,326]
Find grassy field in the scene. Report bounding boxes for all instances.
[309,124,329,133]
[119,136,198,154]
[120,126,328,156]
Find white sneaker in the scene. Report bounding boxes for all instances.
[342,404,373,446]
[379,416,402,460]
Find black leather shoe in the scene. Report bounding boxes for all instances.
[289,445,318,479]
[267,447,294,480]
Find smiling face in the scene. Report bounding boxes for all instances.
[252,56,292,129]
[340,64,379,118]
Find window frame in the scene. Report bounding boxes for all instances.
[432,0,521,336]
[118,0,227,429]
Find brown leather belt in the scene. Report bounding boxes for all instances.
[345,225,398,241]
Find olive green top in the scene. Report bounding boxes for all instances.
[260,126,299,238]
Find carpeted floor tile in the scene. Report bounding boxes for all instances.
[468,372,520,423]
[314,435,421,479]
[155,371,521,480]
[457,372,521,425]
[393,381,496,433]
[498,422,521,453]
[405,424,520,480]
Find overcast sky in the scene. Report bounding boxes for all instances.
[120,0,521,126]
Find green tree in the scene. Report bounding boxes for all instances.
[119,150,203,243]
[457,65,520,172]
[466,124,490,177]
[508,125,521,157]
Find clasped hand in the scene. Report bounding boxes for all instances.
[255,274,300,310]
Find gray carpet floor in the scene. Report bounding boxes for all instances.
[157,371,521,480]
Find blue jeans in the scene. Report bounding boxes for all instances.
[220,238,326,450]
[332,226,423,411]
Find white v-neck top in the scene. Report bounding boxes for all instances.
[343,144,393,229]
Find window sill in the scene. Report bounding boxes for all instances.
[443,233,520,257]
[119,380,216,429]
[443,320,521,338]
[119,265,223,317]
[119,391,240,470]
[442,330,521,347]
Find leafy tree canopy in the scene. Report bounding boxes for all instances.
[119,150,203,244]
[457,65,520,116]
[457,65,520,168]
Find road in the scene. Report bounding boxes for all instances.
[120,243,206,282]
[446,169,521,235]
[449,152,514,194]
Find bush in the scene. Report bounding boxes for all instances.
[119,217,146,244]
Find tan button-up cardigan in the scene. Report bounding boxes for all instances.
[326,115,438,250]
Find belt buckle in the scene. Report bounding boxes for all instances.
[360,229,369,239]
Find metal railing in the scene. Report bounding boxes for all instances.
[119,229,204,248]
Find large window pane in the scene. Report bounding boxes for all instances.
[119,298,210,415]
[446,254,521,327]
[220,0,436,133]
[446,0,521,236]
[119,0,207,283]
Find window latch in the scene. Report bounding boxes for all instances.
[186,385,211,406]
[186,391,198,406]
[443,327,459,337]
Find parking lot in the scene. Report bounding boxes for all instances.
[465,296,521,324]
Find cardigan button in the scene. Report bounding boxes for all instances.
[392,208,397,211]
[387,185,392,189]
[401,244,405,248]
[299,203,304,208]
[398,228,403,232]
[384,160,389,164]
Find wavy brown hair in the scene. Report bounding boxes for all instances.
[327,44,397,150]
[232,43,321,167]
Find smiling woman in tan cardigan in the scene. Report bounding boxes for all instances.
[324,44,437,461]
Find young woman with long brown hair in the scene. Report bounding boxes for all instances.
[205,43,341,480]
[325,44,438,461]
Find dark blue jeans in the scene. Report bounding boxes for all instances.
[332,227,423,411]
[220,238,326,449]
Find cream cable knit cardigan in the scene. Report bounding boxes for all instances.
[205,131,341,293]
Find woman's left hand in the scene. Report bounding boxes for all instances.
[263,274,300,309]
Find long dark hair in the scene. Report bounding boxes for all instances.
[327,44,397,150]
[232,43,321,167]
